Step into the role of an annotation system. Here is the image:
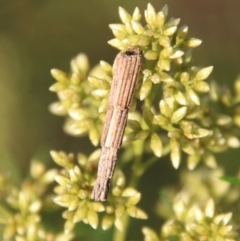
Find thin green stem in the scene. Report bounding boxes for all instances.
[112,213,129,241]
[113,141,171,241]
[113,140,144,241]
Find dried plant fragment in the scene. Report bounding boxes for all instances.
[91,47,142,201]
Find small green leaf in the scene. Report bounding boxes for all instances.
[138,35,151,47]
[99,98,108,113]
[88,76,110,89]
[187,88,200,105]
[180,72,189,83]
[151,74,161,84]
[102,214,114,230]
[70,72,81,85]
[166,17,180,27]
[100,60,112,73]
[50,150,74,168]
[68,109,89,121]
[89,126,100,146]
[140,79,152,100]
[216,115,232,126]
[203,153,217,168]
[185,38,202,48]
[122,187,138,197]
[194,81,210,93]
[143,107,154,127]
[50,69,68,83]
[41,168,58,184]
[132,7,141,21]
[220,176,240,186]
[193,128,212,138]
[163,26,177,36]
[161,4,169,18]
[55,175,69,186]
[144,50,158,60]
[68,168,80,182]
[157,58,170,71]
[195,66,213,80]
[159,35,170,48]
[160,47,173,58]
[171,106,187,123]
[170,139,181,169]
[180,139,195,155]
[49,101,68,116]
[91,89,108,98]
[131,20,144,34]
[169,50,184,59]
[122,35,140,46]
[159,100,171,118]
[187,153,200,170]
[142,227,159,240]
[150,133,163,157]
[123,131,136,143]
[88,202,105,212]
[78,189,88,199]
[155,11,165,29]
[227,136,240,148]
[144,3,156,27]
[112,29,128,40]
[54,194,75,207]
[108,38,126,51]
[87,210,98,229]
[127,206,148,219]
[125,21,133,35]
[177,25,188,42]
[114,218,123,231]
[174,90,187,105]
[88,149,101,162]
[109,24,126,32]
[119,7,131,24]
[146,3,156,19]
[49,82,67,92]
[135,130,149,140]
[154,115,169,127]
[127,193,141,206]
[115,205,125,218]
[71,53,89,74]
[158,72,173,83]
[127,119,141,131]
[68,196,79,211]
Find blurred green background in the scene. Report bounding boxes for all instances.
[0,0,240,238]
[1,0,240,173]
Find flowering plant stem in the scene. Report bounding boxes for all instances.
[113,139,169,241]
[113,142,143,241]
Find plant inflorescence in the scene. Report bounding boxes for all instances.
[1,3,240,241]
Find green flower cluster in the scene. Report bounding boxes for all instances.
[0,161,73,241]
[47,2,240,240]
[143,200,237,241]
[49,54,105,146]
[143,168,238,241]
[1,2,240,241]
[51,150,147,233]
[49,4,240,171]
[106,3,240,169]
